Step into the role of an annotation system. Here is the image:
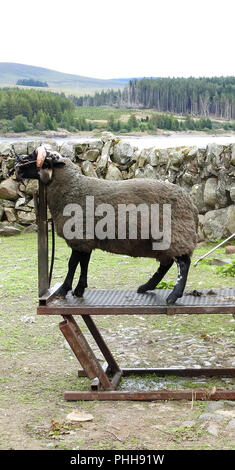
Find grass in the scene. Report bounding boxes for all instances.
[1,233,234,297]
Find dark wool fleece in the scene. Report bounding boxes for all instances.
[46,158,198,265]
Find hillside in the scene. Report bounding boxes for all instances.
[0,62,126,92]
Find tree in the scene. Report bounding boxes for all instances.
[127,114,138,130]
[107,114,115,131]
[12,114,30,132]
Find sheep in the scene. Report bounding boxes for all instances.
[15,144,198,304]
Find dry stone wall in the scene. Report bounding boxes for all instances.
[0,133,235,240]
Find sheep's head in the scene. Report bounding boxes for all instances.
[15,145,66,184]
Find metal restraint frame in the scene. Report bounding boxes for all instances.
[36,182,235,401]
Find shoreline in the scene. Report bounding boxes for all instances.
[0,129,234,139]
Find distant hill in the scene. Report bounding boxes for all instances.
[0,62,127,92]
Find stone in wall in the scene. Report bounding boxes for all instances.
[230,185,235,203]
[0,178,19,200]
[59,142,76,161]
[17,210,36,225]
[137,149,148,168]
[112,141,136,168]
[216,171,230,208]
[190,183,206,213]
[147,149,159,167]
[203,206,234,240]
[0,142,14,157]
[27,141,44,154]
[105,163,122,180]
[0,203,4,220]
[143,164,156,179]
[0,222,22,236]
[4,207,17,223]
[96,154,109,177]
[158,149,169,165]
[24,180,38,196]
[81,161,98,178]
[197,214,205,242]
[231,144,235,165]
[95,140,112,177]
[81,149,100,162]
[204,177,218,208]
[13,142,28,155]
[206,143,224,167]
[226,205,235,234]
[184,146,199,161]
[168,149,184,167]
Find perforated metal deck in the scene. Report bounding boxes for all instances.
[38,286,235,315]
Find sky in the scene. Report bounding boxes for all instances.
[0,0,234,79]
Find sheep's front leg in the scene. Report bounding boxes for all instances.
[166,254,191,305]
[56,250,81,299]
[73,251,91,298]
[137,260,174,293]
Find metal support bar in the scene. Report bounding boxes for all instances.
[39,283,62,306]
[37,181,49,297]
[82,315,121,375]
[59,315,113,390]
[121,367,235,377]
[64,389,235,401]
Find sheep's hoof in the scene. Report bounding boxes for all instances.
[72,288,84,298]
[137,285,148,293]
[137,282,154,293]
[55,286,69,299]
[166,292,178,305]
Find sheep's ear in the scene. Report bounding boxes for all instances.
[48,152,66,167]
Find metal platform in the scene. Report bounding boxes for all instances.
[38,286,235,315]
[37,285,235,401]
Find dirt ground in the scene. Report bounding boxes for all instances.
[0,234,235,450]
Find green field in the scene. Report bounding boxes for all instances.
[74,106,141,121]
[74,106,235,133]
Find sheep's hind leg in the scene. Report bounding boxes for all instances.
[73,251,91,298]
[166,254,191,305]
[56,250,81,299]
[137,260,174,293]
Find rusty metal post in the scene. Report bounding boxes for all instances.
[64,389,235,401]
[82,315,120,375]
[59,315,114,390]
[38,181,49,297]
